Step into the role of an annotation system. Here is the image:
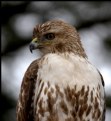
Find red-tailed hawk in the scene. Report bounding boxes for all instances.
[16,20,105,121]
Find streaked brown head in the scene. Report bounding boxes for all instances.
[29,20,87,58]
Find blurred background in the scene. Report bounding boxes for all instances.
[1,1,111,121]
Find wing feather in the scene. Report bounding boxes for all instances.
[98,70,106,121]
[16,59,39,121]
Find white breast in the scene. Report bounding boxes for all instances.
[37,53,101,88]
[34,53,105,121]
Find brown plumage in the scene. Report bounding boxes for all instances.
[32,20,87,57]
[16,59,39,121]
[16,20,105,121]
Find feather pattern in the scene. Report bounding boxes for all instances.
[32,53,105,121]
[16,20,105,121]
[16,59,39,121]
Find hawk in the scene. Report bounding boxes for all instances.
[16,20,105,121]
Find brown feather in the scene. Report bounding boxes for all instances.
[16,59,39,121]
[33,20,87,58]
[17,20,105,121]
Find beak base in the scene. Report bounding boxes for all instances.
[29,38,38,53]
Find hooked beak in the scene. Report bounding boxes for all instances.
[29,38,39,53]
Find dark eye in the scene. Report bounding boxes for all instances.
[45,33,55,40]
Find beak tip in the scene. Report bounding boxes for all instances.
[30,49,33,53]
[29,44,34,53]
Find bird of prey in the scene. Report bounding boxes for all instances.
[16,20,105,121]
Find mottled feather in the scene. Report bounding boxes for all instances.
[16,59,39,121]
[17,20,105,121]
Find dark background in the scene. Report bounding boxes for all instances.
[1,1,111,121]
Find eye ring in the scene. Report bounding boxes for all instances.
[45,33,55,40]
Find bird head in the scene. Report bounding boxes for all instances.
[29,20,87,57]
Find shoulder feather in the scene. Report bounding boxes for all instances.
[16,59,40,121]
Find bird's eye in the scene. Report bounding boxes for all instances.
[45,33,55,40]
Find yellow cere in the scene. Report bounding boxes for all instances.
[32,38,38,42]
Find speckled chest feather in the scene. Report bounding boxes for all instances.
[33,53,105,121]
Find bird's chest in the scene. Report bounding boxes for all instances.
[36,54,100,89]
[37,55,75,87]
[33,54,104,121]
